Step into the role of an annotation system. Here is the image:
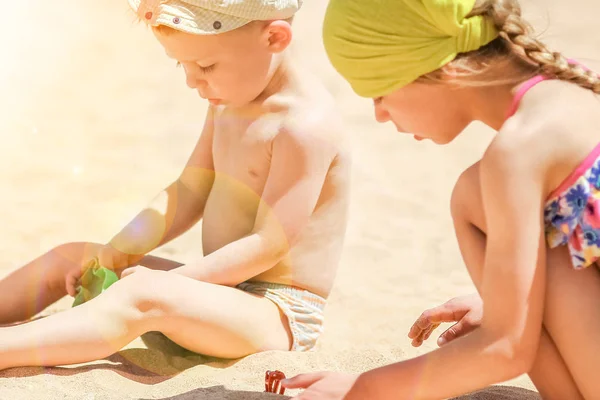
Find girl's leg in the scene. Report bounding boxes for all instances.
[542,245,600,400]
[451,162,586,400]
[0,242,184,324]
[0,268,292,370]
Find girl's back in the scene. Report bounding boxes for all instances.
[502,75,600,201]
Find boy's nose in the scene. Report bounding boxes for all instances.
[185,74,207,91]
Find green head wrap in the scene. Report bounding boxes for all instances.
[322,0,499,98]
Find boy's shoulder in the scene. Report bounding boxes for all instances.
[262,90,349,155]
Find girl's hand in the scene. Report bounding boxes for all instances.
[408,293,483,347]
[282,371,359,400]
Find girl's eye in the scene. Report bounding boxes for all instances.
[176,61,182,68]
[199,64,216,74]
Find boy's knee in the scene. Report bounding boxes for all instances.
[451,162,483,225]
[105,270,171,317]
[52,242,84,253]
[44,242,92,293]
[49,242,103,269]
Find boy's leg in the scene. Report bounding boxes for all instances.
[0,269,292,370]
[136,255,184,271]
[0,242,184,324]
[0,242,103,324]
[450,162,585,400]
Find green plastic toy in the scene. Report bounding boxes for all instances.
[72,258,119,307]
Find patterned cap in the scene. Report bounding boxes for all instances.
[128,0,303,34]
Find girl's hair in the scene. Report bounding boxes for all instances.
[420,0,600,94]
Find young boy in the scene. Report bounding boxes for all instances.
[0,0,350,368]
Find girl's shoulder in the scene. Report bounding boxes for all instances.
[485,80,600,198]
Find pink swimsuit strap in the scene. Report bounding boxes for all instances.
[506,59,591,119]
[505,75,548,119]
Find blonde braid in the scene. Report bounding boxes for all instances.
[477,0,600,94]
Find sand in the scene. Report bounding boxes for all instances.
[0,0,597,398]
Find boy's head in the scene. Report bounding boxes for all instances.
[129,0,302,106]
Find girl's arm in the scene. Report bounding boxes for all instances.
[346,137,549,399]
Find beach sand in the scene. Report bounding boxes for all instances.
[0,0,597,398]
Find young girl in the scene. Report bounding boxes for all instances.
[283,0,600,398]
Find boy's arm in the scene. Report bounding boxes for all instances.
[172,122,338,285]
[108,108,216,263]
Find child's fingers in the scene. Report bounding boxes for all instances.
[281,372,328,389]
[408,325,423,340]
[437,319,477,346]
[408,319,428,339]
[120,266,139,279]
[423,323,440,341]
[409,299,472,340]
[65,265,85,296]
[408,306,451,339]
[411,328,428,346]
[411,324,438,347]
[65,274,78,297]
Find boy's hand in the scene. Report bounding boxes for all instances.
[408,293,483,347]
[65,244,142,296]
[120,265,151,279]
[65,268,84,297]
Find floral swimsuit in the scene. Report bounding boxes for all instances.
[508,75,600,269]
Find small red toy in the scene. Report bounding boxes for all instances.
[265,370,286,395]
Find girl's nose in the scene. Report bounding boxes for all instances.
[373,100,391,123]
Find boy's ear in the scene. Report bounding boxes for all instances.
[263,20,292,53]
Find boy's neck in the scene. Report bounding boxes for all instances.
[252,53,295,105]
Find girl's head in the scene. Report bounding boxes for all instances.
[129,0,302,106]
[323,0,600,144]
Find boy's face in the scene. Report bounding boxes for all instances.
[154,21,291,107]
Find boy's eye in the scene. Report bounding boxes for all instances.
[175,61,215,73]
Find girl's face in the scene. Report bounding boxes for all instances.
[372,81,474,144]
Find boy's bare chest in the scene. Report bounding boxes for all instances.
[211,114,281,189]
